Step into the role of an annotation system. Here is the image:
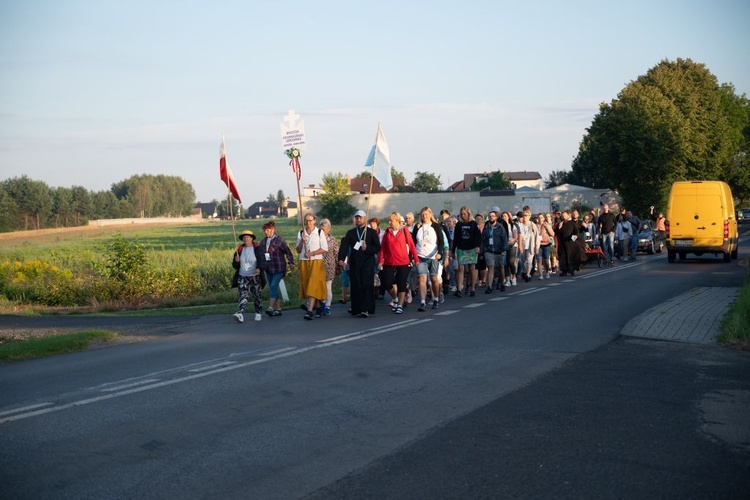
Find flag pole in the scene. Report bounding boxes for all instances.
[295,177,303,226]
[228,191,237,243]
[222,135,238,244]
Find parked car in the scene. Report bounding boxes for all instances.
[738,207,750,223]
[636,223,662,254]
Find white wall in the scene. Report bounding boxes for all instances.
[300,189,620,220]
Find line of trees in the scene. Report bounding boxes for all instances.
[0,174,196,233]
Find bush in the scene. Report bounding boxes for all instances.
[0,259,90,306]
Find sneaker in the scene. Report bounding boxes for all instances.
[449,285,457,292]
[272,310,283,316]
[511,277,517,286]
[254,313,262,322]
[500,284,506,291]
[394,305,404,314]
[469,290,476,297]
[322,306,331,316]
[265,308,274,317]
[454,290,462,298]
[418,302,427,312]
[314,307,322,318]
[233,312,244,323]
[432,299,438,309]
[439,292,445,304]
[304,311,314,320]
[538,274,544,280]
[485,287,493,294]
[359,312,369,318]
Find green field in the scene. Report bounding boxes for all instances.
[0,219,350,314]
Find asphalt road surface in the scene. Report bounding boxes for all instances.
[1,245,749,499]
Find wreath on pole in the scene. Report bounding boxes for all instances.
[285,148,302,181]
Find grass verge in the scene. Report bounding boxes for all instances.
[718,276,750,350]
[0,330,118,362]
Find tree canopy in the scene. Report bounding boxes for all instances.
[318,172,356,223]
[570,58,750,214]
[470,171,511,191]
[0,174,198,233]
[411,171,442,193]
[544,170,573,189]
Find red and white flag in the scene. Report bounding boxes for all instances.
[219,137,242,203]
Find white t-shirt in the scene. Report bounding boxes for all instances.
[297,228,328,261]
[238,246,258,277]
[415,223,438,259]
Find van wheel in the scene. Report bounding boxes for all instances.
[668,250,676,263]
[679,252,687,261]
[723,251,731,263]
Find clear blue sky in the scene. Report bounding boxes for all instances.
[1,0,748,205]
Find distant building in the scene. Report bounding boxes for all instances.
[456,171,543,191]
[302,184,325,197]
[506,171,543,190]
[349,177,390,194]
[285,201,298,219]
[447,180,465,192]
[245,200,298,219]
[246,201,278,219]
[193,202,218,218]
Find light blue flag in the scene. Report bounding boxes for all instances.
[364,125,393,190]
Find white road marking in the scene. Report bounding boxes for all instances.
[318,319,421,343]
[0,402,54,417]
[0,319,432,425]
[434,310,460,316]
[463,303,485,308]
[258,347,297,356]
[188,362,237,373]
[100,379,161,392]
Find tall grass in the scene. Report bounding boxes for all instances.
[0,330,118,361]
[0,219,346,313]
[718,277,750,349]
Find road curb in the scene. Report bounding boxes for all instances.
[621,286,740,344]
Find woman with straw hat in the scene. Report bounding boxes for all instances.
[231,229,266,323]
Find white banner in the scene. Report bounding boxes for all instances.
[280,109,306,151]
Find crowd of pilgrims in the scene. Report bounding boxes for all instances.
[230,204,656,323]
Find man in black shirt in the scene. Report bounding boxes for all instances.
[597,203,617,266]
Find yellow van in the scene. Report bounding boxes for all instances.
[666,181,739,263]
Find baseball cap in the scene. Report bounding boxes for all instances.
[353,210,366,217]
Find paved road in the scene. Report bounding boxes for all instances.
[307,337,750,499]
[1,245,749,499]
